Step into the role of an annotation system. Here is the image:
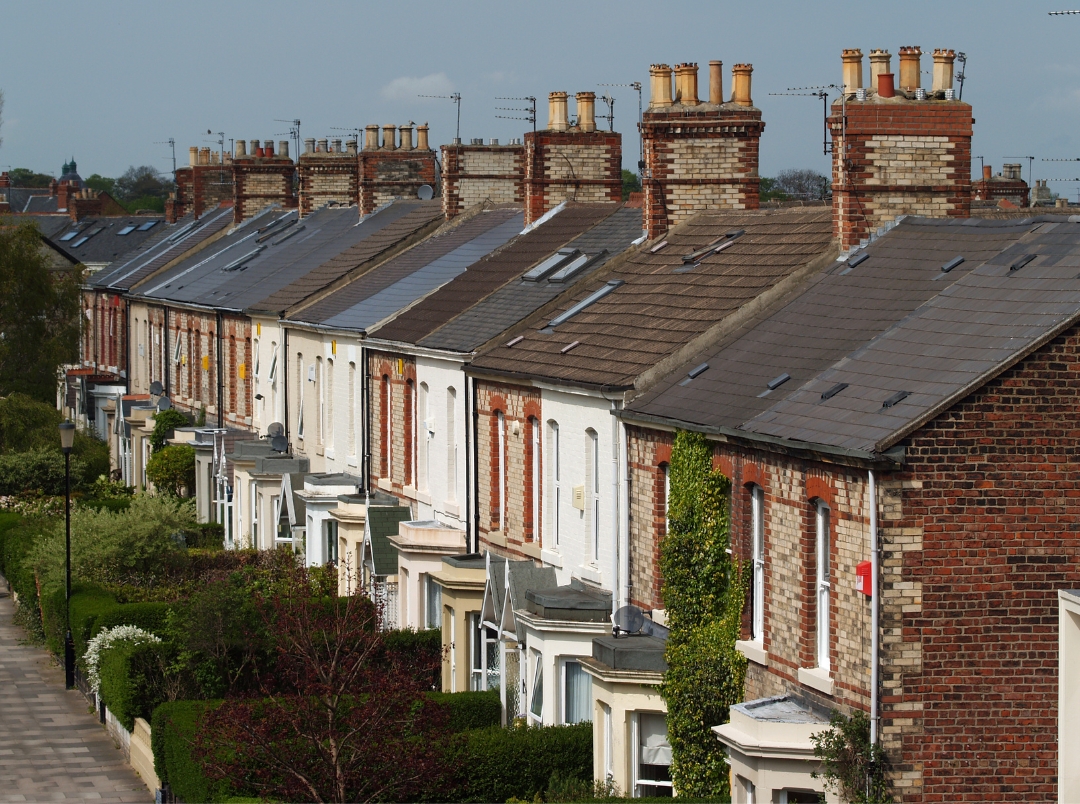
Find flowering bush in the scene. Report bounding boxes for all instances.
[85,624,162,696]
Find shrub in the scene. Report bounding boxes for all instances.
[152,700,235,804]
[91,601,173,640]
[812,709,891,803]
[184,522,225,550]
[384,626,442,687]
[1,515,51,640]
[40,583,118,659]
[146,444,195,497]
[0,449,86,496]
[149,409,190,453]
[92,627,164,730]
[427,690,502,732]
[440,722,593,803]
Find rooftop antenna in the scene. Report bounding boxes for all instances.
[494,96,536,132]
[154,138,177,182]
[974,155,985,175]
[1006,155,1036,187]
[600,82,643,173]
[1049,9,1080,13]
[598,94,615,132]
[770,84,846,157]
[955,52,968,101]
[275,119,301,160]
[420,93,461,142]
[330,127,361,146]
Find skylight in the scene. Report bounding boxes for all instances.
[523,249,578,282]
[117,225,136,236]
[545,281,625,329]
[549,251,606,283]
[71,236,89,248]
[59,231,79,241]
[137,220,159,231]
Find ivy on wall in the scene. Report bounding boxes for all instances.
[659,430,747,798]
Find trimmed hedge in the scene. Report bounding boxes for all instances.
[152,700,235,804]
[442,722,593,803]
[428,690,501,732]
[99,639,168,731]
[41,583,117,658]
[184,523,225,550]
[91,601,172,640]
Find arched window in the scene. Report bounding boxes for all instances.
[326,357,334,449]
[315,356,324,445]
[493,410,506,531]
[525,417,541,543]
[547,421,560,547]
[750,484,765,642]
[815,500,831,670]
[296,354,305,440]
[446,388,457,502]
[405,379,415,486]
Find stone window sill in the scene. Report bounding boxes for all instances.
[798,666,834,696]
[540,548,563,568]
[735,640,768,667]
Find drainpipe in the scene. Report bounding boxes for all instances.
[163,308,170,396]
[869,469,880,745]
[216,312,224,428]
[283,327,290,445]
[464,367,473,553]
[619,413,630,609]
[611,400,620,615]
[361,343,370,492]
[471,375,481,553]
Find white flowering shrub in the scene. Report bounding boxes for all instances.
[84,624,162,697]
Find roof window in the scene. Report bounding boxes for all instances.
[523,249,579,282]
[117,225,136,236]
[549,250,606,283]
[71,236,89,248]
[545,280,625,329]
[59,231,79,241]
[137,220,159,231]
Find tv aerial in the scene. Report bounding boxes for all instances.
[1006,156,1036,186]
[598,95,615,132]
[420,92,461,142]
[770,84,846,156]
[600,82,643,170]
[495,96,536,132]
[275,119,301,159]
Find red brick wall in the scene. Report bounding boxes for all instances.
[523,130,622,224]
[172,164,234,221]
[82,290,128,378]
[298,152,359,217]
[162,309,251,427]
[358,150,438,215]
[232,158,297,223]
[368,350,417,504]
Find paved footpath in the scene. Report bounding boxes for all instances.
[0,579,150,803]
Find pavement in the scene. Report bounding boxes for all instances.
[0,579,151,803]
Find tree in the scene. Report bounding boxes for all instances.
[194,563,449,803]
[115,165,173,202]
[84,174,117,197]
[146,444,195,497]
[7,168,54,188]
[622,169,641,201]
[772,168,831,201]
[0,222,83,402]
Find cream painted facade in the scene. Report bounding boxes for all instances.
[389,520,466,630]
[518,610,606,728]
[431,557,487,693]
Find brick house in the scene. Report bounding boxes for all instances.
[620,212,1080,802]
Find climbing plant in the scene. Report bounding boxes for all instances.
[659,430,747,799]
[150,409,190,453]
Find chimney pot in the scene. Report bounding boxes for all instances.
[235,140,247,158]
[842,48,864,91]
[382,124,397,150]
[983,165,992,180]
[199,147,211,166]
[932,48,956,93]
[576,91,597,132]
[399,125,414,150]
[649,64,673,108]
[210,150,220,165]
[898,46,922,91]
[249,140,260,156]
[304,138,315,154]
[868,49,892,88]
[548,92,569,131]
[332,139,342,153]
[877,72,895,98]
[489,138,499,146]
[279,140,289,159]
[731,63,754,107]
[317,139,327,153]
[709,60,723,105]
[264,141,275,158]
[674,63,699,105]
[189,146,199,167]
[346,139,358,155]
[365,125,380,151]
[417,123,430,151]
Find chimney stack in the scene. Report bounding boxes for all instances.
[898,46,922,91]
[576,92,597,132]
[868,50,891,86]
[548,92,569,131]
[199,147,211,166]
[674,63,699,105]
[932,49,955,93]
[417,124,430,151]
[842,49,864,91]
[382,124,397,150]
[731,64,753,106]
[364,125,380,150]
[983,164,992,180]
[399,125,414,150]
[709,60,723,105]
[650,64,673,107]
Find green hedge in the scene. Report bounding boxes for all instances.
[152,700,235,804]
[441,722,593,803]
[91,601,172,640]
[41,583,117,658]
[99,640,168,731]
[184,522,225,550]
[0,449,87,496]
[427,690,501,732]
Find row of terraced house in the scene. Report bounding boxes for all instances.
[64,48,1080,803]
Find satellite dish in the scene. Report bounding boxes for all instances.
[149,381,163,396]
[417,184,434,201]
[156,396,172,411]
[267,422,285,438]
[270,434,288,453]
[612,605,645,638]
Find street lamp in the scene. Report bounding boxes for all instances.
[58,421,75,690]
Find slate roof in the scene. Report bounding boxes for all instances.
[628,216,1034,434]
[89,207,234,291]
[416,206,643,353]
[247,201,444,315]
[0,187,53,214]
[50,216,167,266]
[624,214,1080,460]
[369,204,619,344]
[467,208,836,390]
[3,214,72,238]
[290,208,526,331]
[367,504,412,576]
[23,195,59,213]
[134,201,436,310]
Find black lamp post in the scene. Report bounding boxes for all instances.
[58,421,75,689]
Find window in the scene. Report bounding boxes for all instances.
[751,485,765,642]
[470,613,484,691]
[325,519,339,565]
[326,357,334,449]
[380,375,390,477]
[602,703,613,781]
[253,338,261,415]
[587,429,600,562]
[528,652,544,723]
[447,388,457,502]
[661,463,670,534]
[405,379,416,486]
[527,417,540,542]
[267,344,278,385]
[563,659,591,724]
[425,574,442,629]
[251,483,259,547]
[816,501,831,671]
[348,362,357,458]
[418,382,429,492]
[316,356,324,445]
[548,421,561,547]
[386,376,393,478]
[496,411,506,531]
[636,713,673,797]
[296,355,305,440]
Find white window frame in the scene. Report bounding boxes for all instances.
[316,356,324,446]
[752,484,765,642]
[588,429,600,562]
[267,344,278,385]
[385,376,393,479]
[497,410,506,532]
[447,387,457,503]
[548,421,560,547]
[530,417,540,544]
[816,501,831,671]
[326,357,334,451]
[528,651,543,724]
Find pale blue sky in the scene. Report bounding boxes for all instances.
[3,0,1079,192]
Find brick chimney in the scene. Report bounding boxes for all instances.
[358,121,438,214]
[441,137,525,219]
[298,129,360,217]
[231,137,298,223]
[641,58,763,239]
[831,45,972,250]
[523,90,622,224]
[173,141,236,221]
[69,188,103,221]
[56,181,73,212]
[0,172,10,189]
